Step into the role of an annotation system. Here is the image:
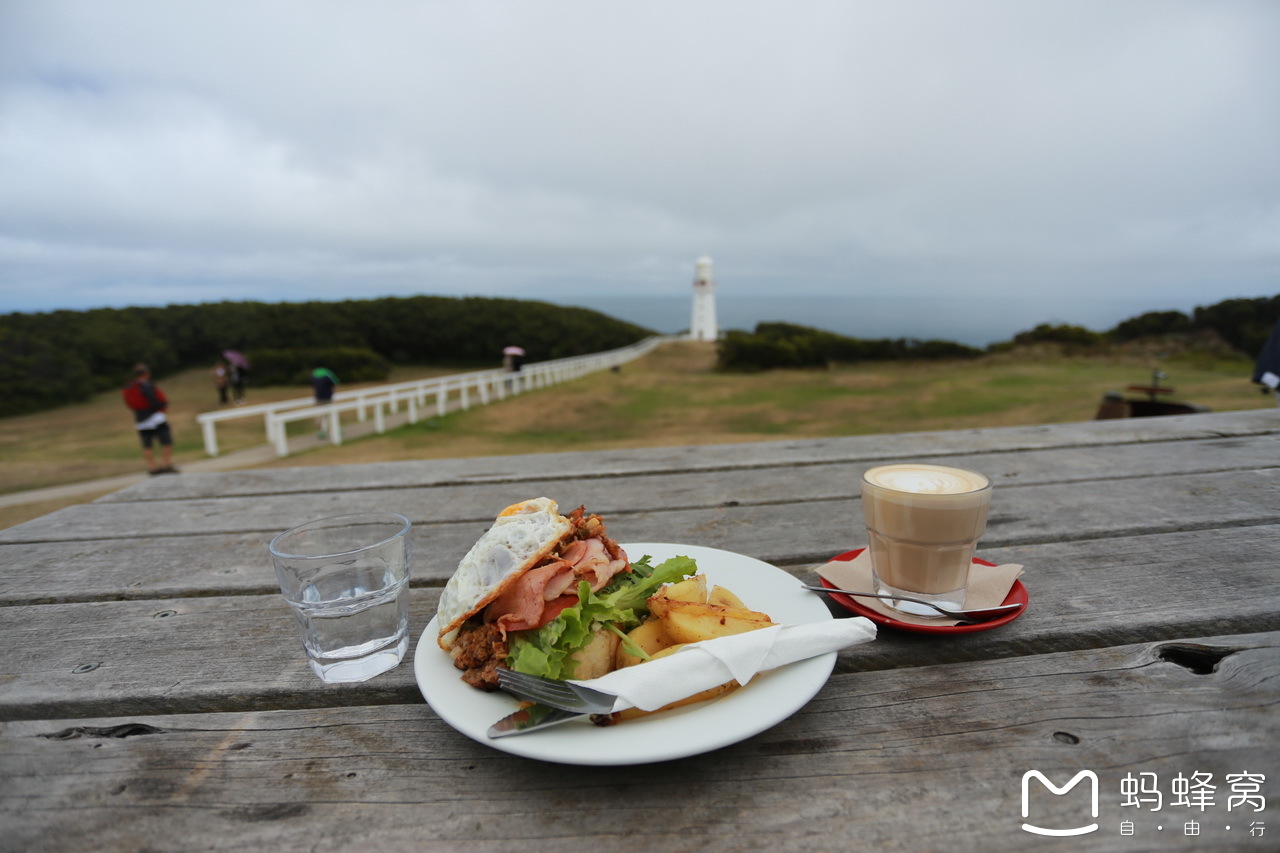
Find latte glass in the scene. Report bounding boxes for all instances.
[861,463,991,616]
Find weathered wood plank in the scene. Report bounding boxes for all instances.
[97,408,1280,502]
[2,526,1276,721]
[3,632,1275,852]
[2,468,1276,601]
[1,468,1277,603]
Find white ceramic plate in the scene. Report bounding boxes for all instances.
[414,542,836,765]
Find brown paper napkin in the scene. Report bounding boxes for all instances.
[816,550,1024,627]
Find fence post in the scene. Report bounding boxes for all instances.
[272,414,290,457]
[200,418,220,457]
[329,409,342,445]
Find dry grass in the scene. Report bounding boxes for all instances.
[1,340,1269,529]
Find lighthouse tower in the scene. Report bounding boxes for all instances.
[689,255,718,341]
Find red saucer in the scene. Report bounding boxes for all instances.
[821,548,1028,634]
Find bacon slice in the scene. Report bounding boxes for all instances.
[482,534,630,636]
[484,561,570,633]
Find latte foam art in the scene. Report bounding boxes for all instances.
[863,463,989,495]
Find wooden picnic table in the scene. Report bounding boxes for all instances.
[2,408,1277,852]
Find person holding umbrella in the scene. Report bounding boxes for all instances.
[502,345,525,392]
[502,345,525,372]
[223,349,250,405]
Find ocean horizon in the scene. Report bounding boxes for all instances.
[563,293,1185,349]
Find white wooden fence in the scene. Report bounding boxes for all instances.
[195,336,673,458]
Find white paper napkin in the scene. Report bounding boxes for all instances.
[569,618,877,712]
[818,550,1024,627]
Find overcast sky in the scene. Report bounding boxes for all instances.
[1,1,1277,343]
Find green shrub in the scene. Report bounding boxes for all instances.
[718,323,983,371]
[0,328,96,416]
[0,295,653,415]
[1192,295,1280,356]
[247,347,392,386]
[1111,310,1192,341]
[1011,323,1104,348]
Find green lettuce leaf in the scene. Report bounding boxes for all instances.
[506,554,697,680]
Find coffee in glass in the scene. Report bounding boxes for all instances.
[861,463,992,616]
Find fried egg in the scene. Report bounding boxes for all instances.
[436,497,573,649]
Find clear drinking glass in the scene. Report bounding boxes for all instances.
[861,463,992,616]
[268,512,412,683]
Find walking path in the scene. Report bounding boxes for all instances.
[0,406,420,509]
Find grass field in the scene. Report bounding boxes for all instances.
[0,339,1269,529]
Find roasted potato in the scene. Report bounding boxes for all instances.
[614,618,677,669]
[614,644,740,720]
[652,574,708,604]
[606,575,774,722]
[708,584,747,609]
[616,681,739,720]
[647,596,774,645]
[569,627,621,679]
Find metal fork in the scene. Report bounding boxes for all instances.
[495,668,617,714]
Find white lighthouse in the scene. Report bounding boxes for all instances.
[689,255,718,341]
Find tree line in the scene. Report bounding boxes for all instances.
[0,296,651,417]
[716,295,1279,371]
[3,292,1274,416]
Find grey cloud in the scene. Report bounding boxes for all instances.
[0,1,1276,336]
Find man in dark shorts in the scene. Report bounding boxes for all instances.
[122,364,178,474]
[311,367,339,439]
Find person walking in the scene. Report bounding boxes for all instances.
[230,362,249,405]
[223,350,250,405]
[213,360,229,405]
[311,367,339,438]
[1252,318,1280,406]
[122,364,178,475]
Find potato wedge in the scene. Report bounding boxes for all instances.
[614,618,676,669]
[656,600,774,645]
[569,628,621,679]
[607,579,771,723]
[652,574,708,604]
[614,644,738,720]
[707,584,747,609]
[616,681,739,721]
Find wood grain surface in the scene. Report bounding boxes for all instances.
[1,409,1277,852]
[3,632,1274,852]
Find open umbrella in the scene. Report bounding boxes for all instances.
[502,346,526,356]
[222,349,250,369]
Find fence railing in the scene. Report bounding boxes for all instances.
[195,336,674,458]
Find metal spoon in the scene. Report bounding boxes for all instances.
[801,584,1024,623]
